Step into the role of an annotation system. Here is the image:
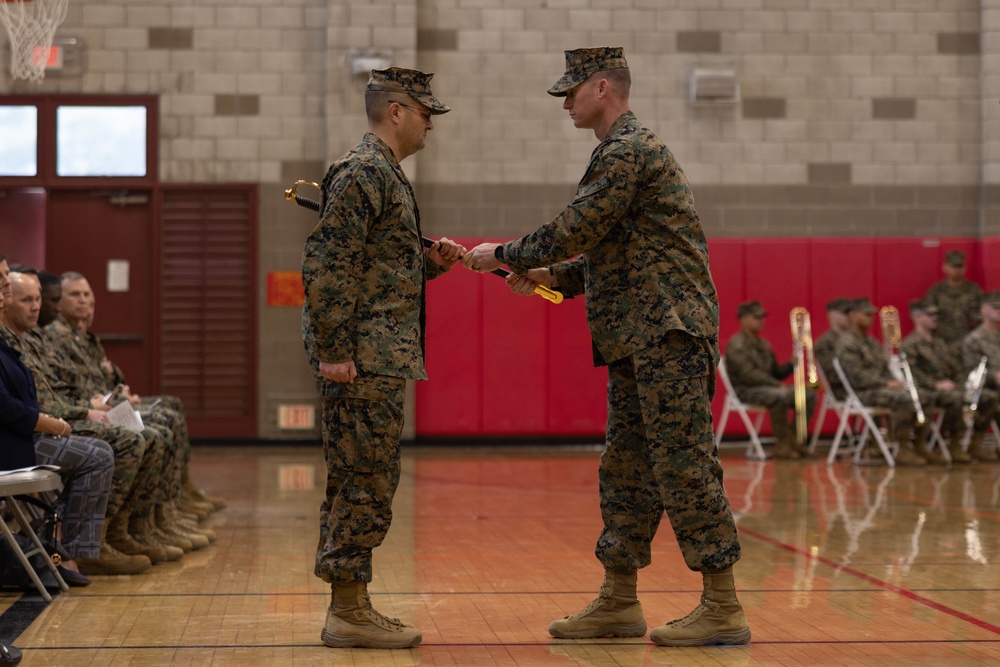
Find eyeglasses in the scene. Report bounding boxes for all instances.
[389,100,432,123]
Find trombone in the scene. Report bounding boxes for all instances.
[963,355,989,420]
[790,307,819,444]
[879,305,926,426]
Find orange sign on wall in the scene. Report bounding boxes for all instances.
[267,271,305,307]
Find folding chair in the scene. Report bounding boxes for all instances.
[714,356,769,461]
[924,408,950,464]
[829,358,896,467]
[0,469,69,602]
[808,363,854,456]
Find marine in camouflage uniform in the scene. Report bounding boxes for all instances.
[78,325,200,501]
[43,309,201,550]
[834,298,930,465]
[924,251,983,353]
[814,298,853,401]
[960,290,1000,461]
[302,67,462,649]
[724,300,816,459]
[900,300,985,464]
[463,47,747,648]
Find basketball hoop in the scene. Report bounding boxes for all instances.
[0,0,69,83]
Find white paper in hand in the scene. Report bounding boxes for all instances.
[106,400,145,432]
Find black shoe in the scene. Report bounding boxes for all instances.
[0,642,21,665]
[57,566,92,587]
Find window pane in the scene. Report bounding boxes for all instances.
[57,106,147,177]
[0,106,39,176]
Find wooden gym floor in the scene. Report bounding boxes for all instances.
[2,443,999,666]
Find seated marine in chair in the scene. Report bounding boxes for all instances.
[959,290,1000,462]
[835,298,930,466]
[724,301,816,459]
[814,298,853,401]
[901,299,988,464]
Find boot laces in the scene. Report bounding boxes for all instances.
[361,592,404,630]
[566,583,615,620]
[666,595,712,626]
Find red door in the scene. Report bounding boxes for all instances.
[44,189,157,394]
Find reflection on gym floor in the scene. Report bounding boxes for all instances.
[5,445,1000,666]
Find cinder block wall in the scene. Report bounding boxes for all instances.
[3,0,997,439]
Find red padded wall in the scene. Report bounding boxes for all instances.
[809,239,875,333]
[874,239,943,339]
[418,236,484,435]
[547,297,608,435]
[416,236,993,440]
[481,242,549,434]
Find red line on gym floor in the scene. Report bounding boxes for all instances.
[738,526,1000,637]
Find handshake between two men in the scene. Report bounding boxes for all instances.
[432,238,562,301]
[318,237,560,386]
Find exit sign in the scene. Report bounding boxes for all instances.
[278,404,315,430]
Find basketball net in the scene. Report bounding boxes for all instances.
[0,0,69,83]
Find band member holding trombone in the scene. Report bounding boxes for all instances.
[960,291,1000,461]
[725,301,816,459]
[835,298,930,465]
[900,299,979,464]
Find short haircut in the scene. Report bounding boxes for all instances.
[599,67,631,97]
[365,89,396,124]
[38,270,61,289]
[0,252,5,263]
[8,263,35,274]
[60,271,87,284]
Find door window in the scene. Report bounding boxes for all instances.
[0,105,38,176]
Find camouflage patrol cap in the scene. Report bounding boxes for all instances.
[908,299,939,316]
[367,67,450,114]
[982,290,1000,309]
[945,250,966,267]
[548,47,629,97]
[847,297,877,314]
[826,297,852,314]
[737,300,767,318]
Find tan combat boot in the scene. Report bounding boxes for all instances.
[914,427,947,465]
[105,510,168,564]
[548,569,646,639]
[772,438,801,460]
[948,434,972,463]
[129,514,185,561]
[77,525,152,576]
[968,433,1000,462]
[321,581,422,649]
[155,504,210,550]
[649,568,750,647]
[893,441,927,466]
[184,481,227,512]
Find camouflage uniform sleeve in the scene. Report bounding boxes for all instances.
[725,334,780,388]
[302,164,382,364]
[836,334,885,390]
[901,335,934,390]
[773,351,793,380]
[550,257,586,298]
[18,338,89,421]
[424,253,449,281]
[961,330,982,373]
[501,142,640,273]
